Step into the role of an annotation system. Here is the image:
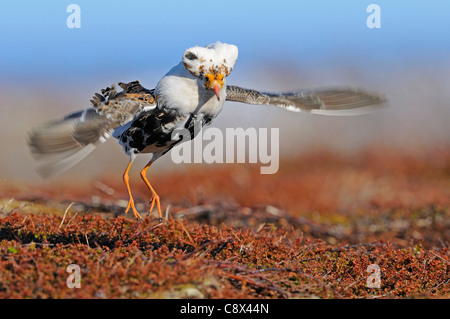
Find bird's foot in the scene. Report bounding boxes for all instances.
[125,198,142,220]
[148,194,162,222]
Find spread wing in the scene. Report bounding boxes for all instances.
[226,85,386,115]
[28,80,157,177]
[90,80,157,126]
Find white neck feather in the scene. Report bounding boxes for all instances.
[154,42,238,119]
[154,62,226,116]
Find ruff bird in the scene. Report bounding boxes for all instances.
[28,41,385,220]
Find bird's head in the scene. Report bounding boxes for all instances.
[182,42,238,101]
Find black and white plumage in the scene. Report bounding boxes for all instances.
[28,41,385,220]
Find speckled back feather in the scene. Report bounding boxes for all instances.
[90,80,156,125]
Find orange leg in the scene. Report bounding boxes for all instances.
[123,159,142,220]
[140,161,162,221]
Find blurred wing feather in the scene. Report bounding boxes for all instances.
[28,80,157,177]
[226,85,386,115]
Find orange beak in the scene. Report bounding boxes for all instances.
[213,84,220,101]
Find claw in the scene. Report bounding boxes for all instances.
[140,162,163,221]
[123,159,143,220]
[125,198,142,220]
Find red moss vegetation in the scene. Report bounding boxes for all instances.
[0,149,449,298]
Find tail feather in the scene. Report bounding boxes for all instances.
[28,109,112,178]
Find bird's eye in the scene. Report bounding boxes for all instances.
[205,77,209,82]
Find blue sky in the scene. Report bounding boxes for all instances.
[0,1,449,84]
[0,1,449,179]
